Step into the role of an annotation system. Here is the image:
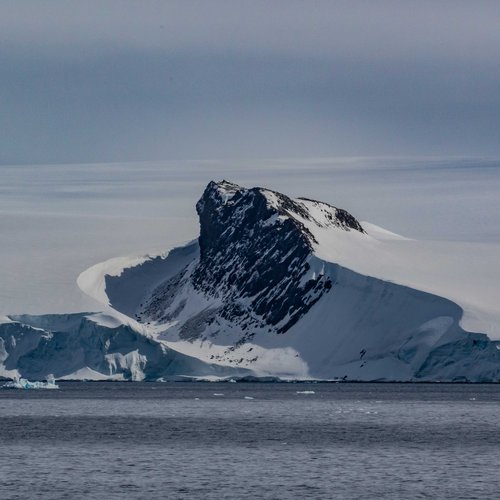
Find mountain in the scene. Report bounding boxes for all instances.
[77,180,500,382]
[2,180,500,382]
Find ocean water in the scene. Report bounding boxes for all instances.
[1,382,500,499]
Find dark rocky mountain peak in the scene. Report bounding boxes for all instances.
[138,180,364,338]
[188,181,363,332]
[196,180,363,257]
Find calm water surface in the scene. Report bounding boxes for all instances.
[1,382,499,499]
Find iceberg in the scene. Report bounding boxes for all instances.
[2,374,59,390]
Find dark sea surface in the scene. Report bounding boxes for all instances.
[1,382,500,499]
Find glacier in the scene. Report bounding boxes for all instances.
[0,312,249,382]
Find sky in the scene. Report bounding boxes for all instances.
[2,0,500,164]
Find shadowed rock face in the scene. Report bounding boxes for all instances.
[133,180,364,335]
[189,180,362,332]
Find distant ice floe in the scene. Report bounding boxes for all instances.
[2,375,59,390]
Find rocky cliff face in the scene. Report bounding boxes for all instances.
[137,180,364,336]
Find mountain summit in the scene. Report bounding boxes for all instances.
[192,180,363,333]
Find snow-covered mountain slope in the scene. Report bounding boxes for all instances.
[0,312,248,381]
[78,180,500,381]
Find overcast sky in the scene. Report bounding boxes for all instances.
[2,0,500,165]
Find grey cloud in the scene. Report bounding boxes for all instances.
[1,0,500,164]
